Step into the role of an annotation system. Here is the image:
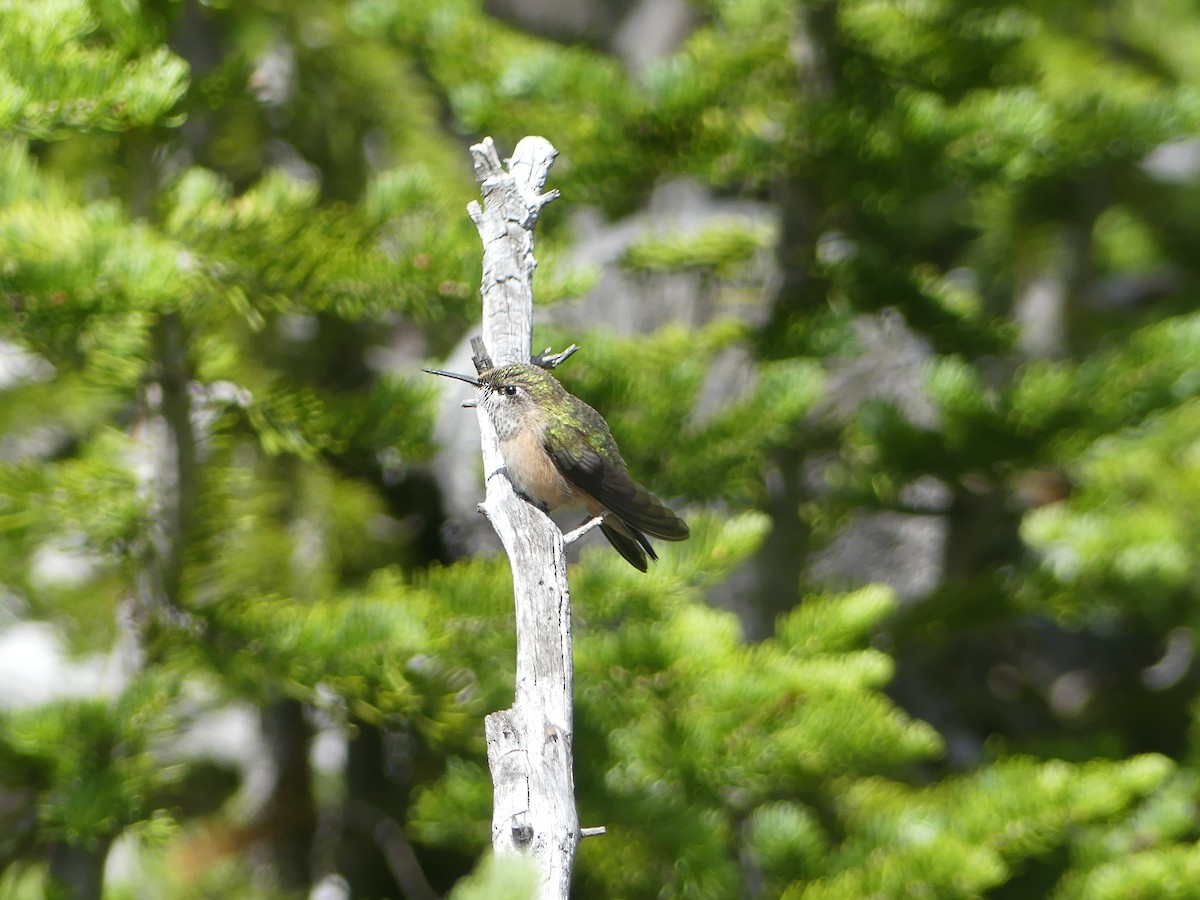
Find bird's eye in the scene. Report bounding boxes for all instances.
[503,385,517,396]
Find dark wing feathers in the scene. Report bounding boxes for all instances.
[543,419,689,542]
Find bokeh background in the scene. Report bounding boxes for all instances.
[3,0,1200,897]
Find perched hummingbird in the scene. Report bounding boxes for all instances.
[424,362,689,570]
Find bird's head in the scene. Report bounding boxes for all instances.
[423,362,565,438]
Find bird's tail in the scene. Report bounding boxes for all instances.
[616,483,690,543]
[600,517,657,572]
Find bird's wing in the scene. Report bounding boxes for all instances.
[542,420,689,541]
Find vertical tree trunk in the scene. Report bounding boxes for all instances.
[257,698,317,892]
[46,838,112,900]
[458,136,582,898]
[748,0,839,638]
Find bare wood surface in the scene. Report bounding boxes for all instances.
[465,136,581,899]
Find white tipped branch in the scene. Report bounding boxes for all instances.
[563,516,605,546]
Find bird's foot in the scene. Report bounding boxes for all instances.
[563,515,605,545]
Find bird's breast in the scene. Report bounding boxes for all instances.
[500,428,580,510]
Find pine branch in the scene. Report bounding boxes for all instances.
[463,136,581,899]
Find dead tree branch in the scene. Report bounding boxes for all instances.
[465,136,581,899]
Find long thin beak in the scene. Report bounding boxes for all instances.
[422,367,482,407]
[422,367,481,387]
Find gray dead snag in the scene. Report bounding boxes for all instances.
[465,136,588,899]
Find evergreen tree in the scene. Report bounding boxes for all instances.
[2,0,1200,897]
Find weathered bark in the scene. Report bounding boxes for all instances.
[460,137,582,898]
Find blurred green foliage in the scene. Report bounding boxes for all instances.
[2,0,1200,897]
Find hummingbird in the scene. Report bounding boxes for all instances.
[424,362,689,570]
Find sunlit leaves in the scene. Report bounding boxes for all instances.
[0,675,182,844]
[795,755,1173,899]
[776,585,896,654]
[1022,400,1200,621]
[163,166,476,324]
[572,578,940,898]
[620,219,773,278]
[0,0,186,138]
